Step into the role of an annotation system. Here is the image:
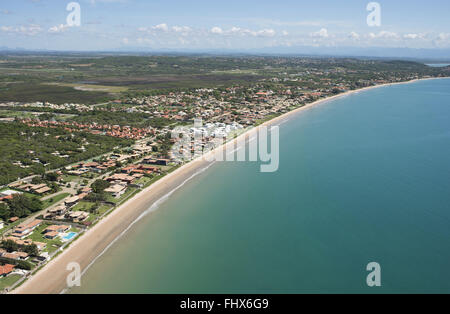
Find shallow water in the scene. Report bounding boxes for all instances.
[71,78,450,294]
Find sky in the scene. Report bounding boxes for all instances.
[0,0,450,52]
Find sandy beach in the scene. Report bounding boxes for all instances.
[12,77,438,294]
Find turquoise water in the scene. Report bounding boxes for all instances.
[63,232,77,241]
[72,78,450,294]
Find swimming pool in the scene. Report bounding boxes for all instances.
[62,232,77,241]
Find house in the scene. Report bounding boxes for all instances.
[67,211,89,223]
[0,220,4,229]
[5,237,47,252]
[0,190,21,198]
[106,173,135,184]
[44,225,70,234]
[34,186,52,195]
[81,187,92,194]
[8,217,19,223]
[8,182,23,188]
[44,231,59,240]
[46,204,68,217]
[2,251,28,260]
[104,184,127,198]
[143,158,170,166]
[65,196,80,207]
[77,193,88,201]
[0,264,15,277]
[11,220,43,239]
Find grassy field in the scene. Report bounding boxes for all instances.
[41,193,70,209]
[0,274,22,291]
[72,201,95,212]
[26,223,64,254]
[0,82,111,104]
[44,82,129,93]
[61,175,80,183]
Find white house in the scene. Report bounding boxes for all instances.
[104,184,127,198]
[0,220,4,229]
[0,190,21,198]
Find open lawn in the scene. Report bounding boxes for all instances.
[41,193,70,209]
[106,187,138,205]
[61,175,80,183]
[86,204,112,223]
[72,201,95,212]
[0,274,22,291]
[26,223,64,254]
[44,83,129,93]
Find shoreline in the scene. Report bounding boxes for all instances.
[11,76,446,294]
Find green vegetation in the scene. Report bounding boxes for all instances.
[72,201,96,212]
[25,223,64,253]
[71,110,174,128]
[0,194,43,220]
[41,193,70,209]
[1,239,39,256]
[0,122,133,185]
[0,274,22,291]
[0,82,110,104]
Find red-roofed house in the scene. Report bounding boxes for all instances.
[0,264,15,277]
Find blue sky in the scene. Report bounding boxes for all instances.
[1,0,450,51]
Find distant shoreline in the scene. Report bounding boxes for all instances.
[12,76,448,294]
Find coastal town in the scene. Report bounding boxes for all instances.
[1,55,449,293]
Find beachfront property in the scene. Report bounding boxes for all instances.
[104,183,127,198]
[66,211,89,223]
[10,220,43,240]
[106,173,136,184]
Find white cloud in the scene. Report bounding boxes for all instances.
[172,26,191,33]
[211,26,275,37]
[369,31,399,39]
[0,24,42,36]
[437,33,450,41]
[255,29,276,37]
[152,23,169,32]
[349,31,360,40]
[48,24,70,33]
[211,26,223,34]
[311,28,329,38]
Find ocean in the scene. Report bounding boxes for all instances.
[71,78,450,294]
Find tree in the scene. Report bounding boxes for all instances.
[91,179,110,194]
[31,176,43,185]
[45,172,59,182]
[23,244,39,256]
[6,194,43,218]
[0,203,9,220]
[1,240,19,253]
